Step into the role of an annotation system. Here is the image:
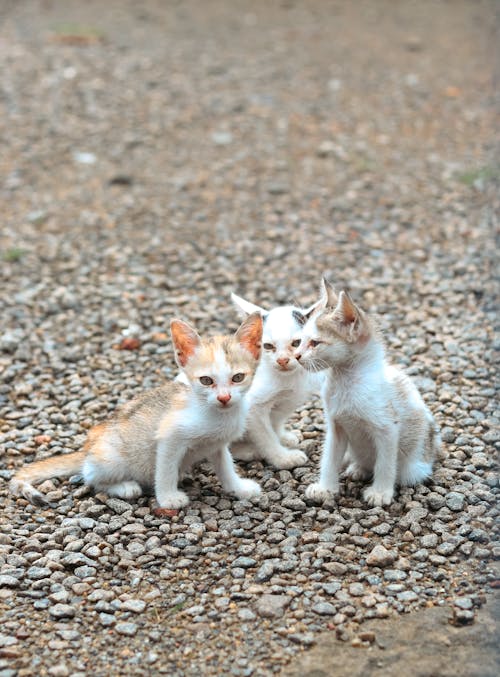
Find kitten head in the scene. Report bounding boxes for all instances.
[170,313,262,410]
[231,292,315,375]
[294,280,373,371]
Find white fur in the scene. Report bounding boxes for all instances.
[230,295,322,469]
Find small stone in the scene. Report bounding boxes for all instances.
[232,557,257,569]
[255,562,274,582]
[73,151,96,164]
[289,633,316,646]
[256,594,290,619]
[115,622,138,636]
[453,597,473,610]
[122,599,147,614]
[212,131,233,145]
[49,604,76,619]
[312,602,337,616]
[106,497,133,514]
[452,609,475,625]
[427,493,446,510]
[0,635,18,648]
[0,576,20,588]
[397,591,418,602]
[366,545,396,567]
[322,582,342,596]
[445,492,465,511]
[27,566,52,580]
[384,570,407,582]
[98,613,116,626]
[437,542,457,556]
[48,664,69,677]
[238,608,256,621]
[348,583,365,597]
[281,497,307,511]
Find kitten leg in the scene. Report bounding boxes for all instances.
[247,407,307,470]
[306,423,347,502]
[106,480,143,500]
[212,447,261,499]
[344,462,372,481]
[155,436,190,509]
[363,427,398,507]
[270,408,300,447]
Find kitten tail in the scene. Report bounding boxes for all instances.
[9,450,86,506]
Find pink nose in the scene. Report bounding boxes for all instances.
[277,357,290,367]
[217,393,231,405]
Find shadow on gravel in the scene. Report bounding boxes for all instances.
[289,594,499,677]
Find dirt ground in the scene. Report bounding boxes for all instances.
[0,1,498,676]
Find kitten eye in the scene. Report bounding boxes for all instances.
[199,376,214,386]
[309,339,322,348]
[263,343,275,351]
[291,339,301,348]
[232,373,245,383]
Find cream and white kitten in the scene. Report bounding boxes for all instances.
[294,279,440,507]
[10,314,263,509]
[229,293,322,470]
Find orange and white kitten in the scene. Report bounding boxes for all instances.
[294,279,440,507]
[10,314,263,509]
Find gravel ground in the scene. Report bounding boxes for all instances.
[0,1,498,675]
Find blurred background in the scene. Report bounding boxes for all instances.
[0,0,497,364]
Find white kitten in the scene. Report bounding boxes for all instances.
[294,279,440,507]
[229,293,323,470]
[10,314,263,509]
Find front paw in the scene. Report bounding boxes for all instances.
[233,478,262,500]
[344,462,371,482]
[363,485,394,507]
[269,448,308,470]
[156,490,189,509]
[280,430,301,447]
[305,482,337,503]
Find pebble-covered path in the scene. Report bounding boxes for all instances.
[0,1,498,675]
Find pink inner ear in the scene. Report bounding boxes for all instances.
[342,303,357,324]
[236,314,263,360]
[337,292,357,325]
[171,322,199,367]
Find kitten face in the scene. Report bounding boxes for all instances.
[294,289,371,371]
[230,293,309,375]
[171,314,262,410]
[261,306,308,374]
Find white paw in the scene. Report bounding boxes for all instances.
[305,482,337,503]
[344,463,371,481]
[280,430,301,447]
[264,448,307,470]
[363,485,394,507]
[233,478,262,500]
[107,481,142,500]
[156,490,189,509]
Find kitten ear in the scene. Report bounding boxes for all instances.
[234,312,263,361]
[292,309,307,326]
[231,293,268,318]
[303,277,337,320]
[332,291,365,342]
[170,319,201,367]
[334,291,359,323]
[321,277,338,308]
